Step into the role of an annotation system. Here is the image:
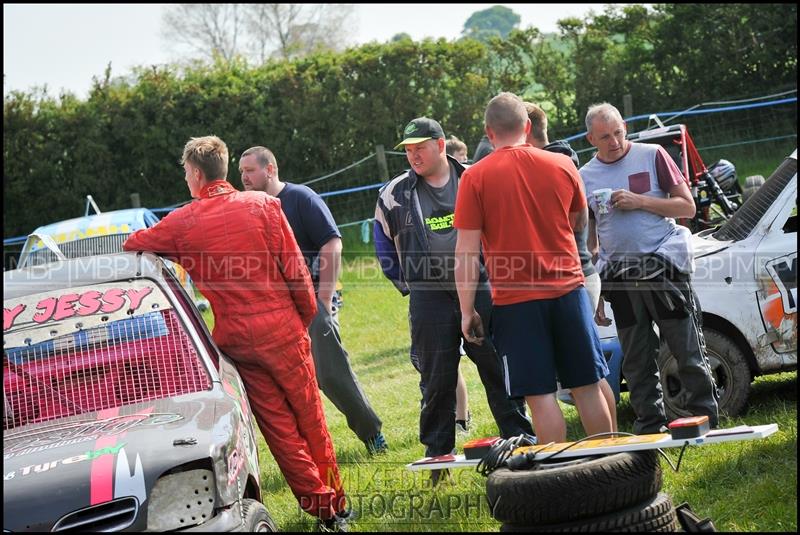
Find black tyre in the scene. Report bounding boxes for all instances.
[659,329,751,419]
[742,174,765,203]
[241,499,277,532]
[500,492,679,532]
[487,451,661,525]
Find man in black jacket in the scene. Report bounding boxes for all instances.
[374,117,532,479]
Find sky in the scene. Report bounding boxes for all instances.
[4,3,612,99]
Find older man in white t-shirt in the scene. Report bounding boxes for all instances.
[581,103,719,434]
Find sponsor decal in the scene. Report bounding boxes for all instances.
[4,287,154,331]
[4,413,183,459]
[222,376,259,475]
[4,443,126,481]
[222,378,252,423]
[761,253,797,352]
[114,448,146,504]
[766,252,797,314]
[4,281,171,348]
[227,433,246,486]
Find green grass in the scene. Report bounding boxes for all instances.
[200,257,797,532]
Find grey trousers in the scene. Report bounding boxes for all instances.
[309,297,382,442]
[607,279,719,434]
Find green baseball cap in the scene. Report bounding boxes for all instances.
[395,117,445,149]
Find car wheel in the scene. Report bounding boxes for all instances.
[241,499,277,532]
[742,175,765,203]
[486,451,662,525]
[500,492,679,532]
[658,329,751,419]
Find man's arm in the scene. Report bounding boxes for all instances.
[455,229,484,344]
[317,237,342,313]
[611,146,696,219]
[610,182,695,218]
[122,212,179,259]
[373,202,409,296]
[275,209,317,327]
[587,211,599,264]
[569,205,589,232]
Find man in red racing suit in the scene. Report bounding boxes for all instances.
[123,136,347,524]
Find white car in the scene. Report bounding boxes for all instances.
[656,150,797,417]
[598,150,797,418]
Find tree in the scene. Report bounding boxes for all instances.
[559,5,662,119]
[161,4,245,63]
[462,5,521,42]
[391,32,413,42]
[652,3,797,104]
[161,4,357,64]
[245,4,356,61]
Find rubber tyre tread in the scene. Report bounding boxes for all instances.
[742,175,764,203]
[500,492,678,532]
[487,451,662,525]
[242,498,277,532]
[743,174,765,188]
[659,329,751,419]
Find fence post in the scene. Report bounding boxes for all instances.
[130,193,141,208]
[375,144,389,182]
[623,94,633,119]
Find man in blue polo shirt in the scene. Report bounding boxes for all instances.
[239,146,387,456]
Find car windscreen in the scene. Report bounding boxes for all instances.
[713,156,798,242]
[4,280,211,430]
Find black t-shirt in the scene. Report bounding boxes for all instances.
[277,183,341,278]
[417,166,459,284]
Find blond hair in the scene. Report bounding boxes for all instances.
[181,136,229,181]
[523,102,548,144]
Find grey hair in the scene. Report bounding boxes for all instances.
[585,103,624,133]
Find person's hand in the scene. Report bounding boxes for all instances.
[611,189,643,211]
[461,310,485,345]
[595,297,612,327]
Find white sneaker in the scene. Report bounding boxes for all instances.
[455,411,471,434]
[557,387,575,406]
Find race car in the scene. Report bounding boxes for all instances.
[4,251,274,531]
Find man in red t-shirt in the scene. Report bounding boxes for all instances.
[454,92,613,444]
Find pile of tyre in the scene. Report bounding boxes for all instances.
[487,451,679,532]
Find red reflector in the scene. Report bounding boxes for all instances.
[463,436,502,460]
[668,416,710,439]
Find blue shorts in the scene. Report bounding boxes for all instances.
[491,286,608,397]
